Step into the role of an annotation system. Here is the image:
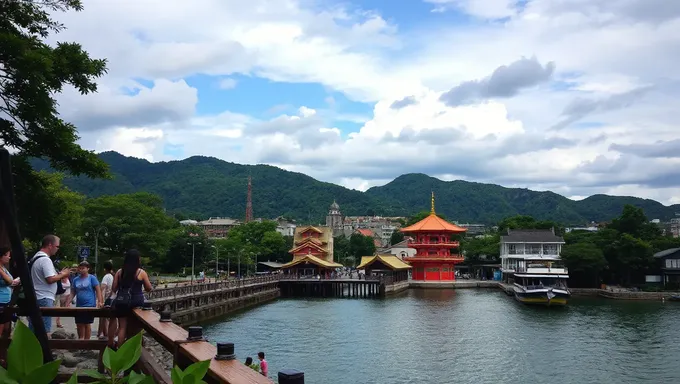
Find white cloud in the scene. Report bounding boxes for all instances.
[48,0,680,205]
[218,78,237,90]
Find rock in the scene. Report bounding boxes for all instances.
[76,358,99,370]
[61,352,80,368]
[51,329,76,340]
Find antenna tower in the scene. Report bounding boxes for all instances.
[245,175,253,223]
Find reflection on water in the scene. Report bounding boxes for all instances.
[202,290,680,384]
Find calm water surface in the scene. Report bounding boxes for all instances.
[203,290,680,384]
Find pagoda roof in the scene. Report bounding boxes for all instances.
[401,213,467,233]
[289,241,327,254]
[357,254,412,270]
[282,253,343,269]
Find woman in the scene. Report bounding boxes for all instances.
[97,260,115,340]
[109,249,152,348]
[55,264,73,329]
[0,247,19,336]
[71,261,103,340]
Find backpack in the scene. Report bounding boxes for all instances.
[19,254,63,302]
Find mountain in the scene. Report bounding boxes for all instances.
[31,152,680,225]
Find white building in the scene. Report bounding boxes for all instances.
[377,238,416,260]
[500,229,566,281]
[275,218,296,237]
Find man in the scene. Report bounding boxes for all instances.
[29,235,70,334]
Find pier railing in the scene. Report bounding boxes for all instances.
[2,307,272,384]
[148,275,282,300]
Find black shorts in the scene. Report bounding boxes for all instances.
[113,297,145,318]
[75,314,95,324]
[0,302,13,324]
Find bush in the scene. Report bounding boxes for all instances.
[0,321,210,383]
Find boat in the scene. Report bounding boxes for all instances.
[669,295,680,302]
[512,264,570,306]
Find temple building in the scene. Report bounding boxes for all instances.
[401,193,467,281]
[282,225,342,276]
[357,254,411,283]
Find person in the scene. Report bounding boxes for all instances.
[108,249,152,348]
[55,263,72,329]
[245,357,259,372]
[257,352,268,377]
[97,260,115,340]
[72,261,103,340]
[0,247,20,336]
[29,235,70,334]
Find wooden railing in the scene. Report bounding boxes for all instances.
[148,275,282,300]
[3,307,272,384]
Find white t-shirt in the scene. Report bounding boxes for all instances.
[101,273,114,299]
[30,251,58,301]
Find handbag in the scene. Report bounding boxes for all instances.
[114,286,132,307]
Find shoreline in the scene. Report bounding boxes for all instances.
[406,280,678,301]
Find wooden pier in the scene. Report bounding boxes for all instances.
[279,278,385,298]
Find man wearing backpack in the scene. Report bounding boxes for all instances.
[28,235,70,334]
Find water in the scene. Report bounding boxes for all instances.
[203,290,680,383]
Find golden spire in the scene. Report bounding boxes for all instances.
[430,191,435,215]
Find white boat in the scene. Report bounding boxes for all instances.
[512,264,570,306]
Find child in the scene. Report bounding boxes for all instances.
[244,357,260,373]
[72,261,103,340]
[257,352,268,377]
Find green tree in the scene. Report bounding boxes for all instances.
[461,234,500,264]
[1,0,109,241]
[497,215,561,234]
[82,193,178,266]
[389,230,404,245]
[348,233,376,264]
[333,235,350,265]
[160,225,211,273]
[560,242,606,287]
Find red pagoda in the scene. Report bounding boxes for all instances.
[401,192,467,281]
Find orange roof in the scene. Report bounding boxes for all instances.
[356,229,375,237]
[401,213,467,233]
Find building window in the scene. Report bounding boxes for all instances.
[509,244,518,254]
[667,259,680,269]
[543,244,558,255]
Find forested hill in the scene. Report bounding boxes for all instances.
[31,152,680,225]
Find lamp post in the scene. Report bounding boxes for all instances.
[211,245,219,278]
[85,226,108,276]
[187,241,201,285]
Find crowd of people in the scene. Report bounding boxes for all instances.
[0,235,153,349]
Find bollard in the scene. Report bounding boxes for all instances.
[214,342,236,360]
[278,369,304,384]
[159,310,173,322]
[142,302,153,310]
[187,326,203,341]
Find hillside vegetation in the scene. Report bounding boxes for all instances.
[31,152,680,224]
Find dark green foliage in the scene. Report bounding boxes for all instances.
[32,154,680,224]
[389,230,404,245]
[348,233,376,263]
[1,0,109,243]
[82,192,179,262]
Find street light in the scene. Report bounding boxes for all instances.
[85,226,108,276]
[187,241,201,285]
[211,245,220,278]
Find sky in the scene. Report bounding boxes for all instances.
[50,0,680,205]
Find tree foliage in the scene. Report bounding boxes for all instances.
[348,233,376,263]
[82,192,178,263]
[1,0,110,241]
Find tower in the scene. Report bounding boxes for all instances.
[326,200,343,235]
[245,176,253,223]
[401,192,467,281]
